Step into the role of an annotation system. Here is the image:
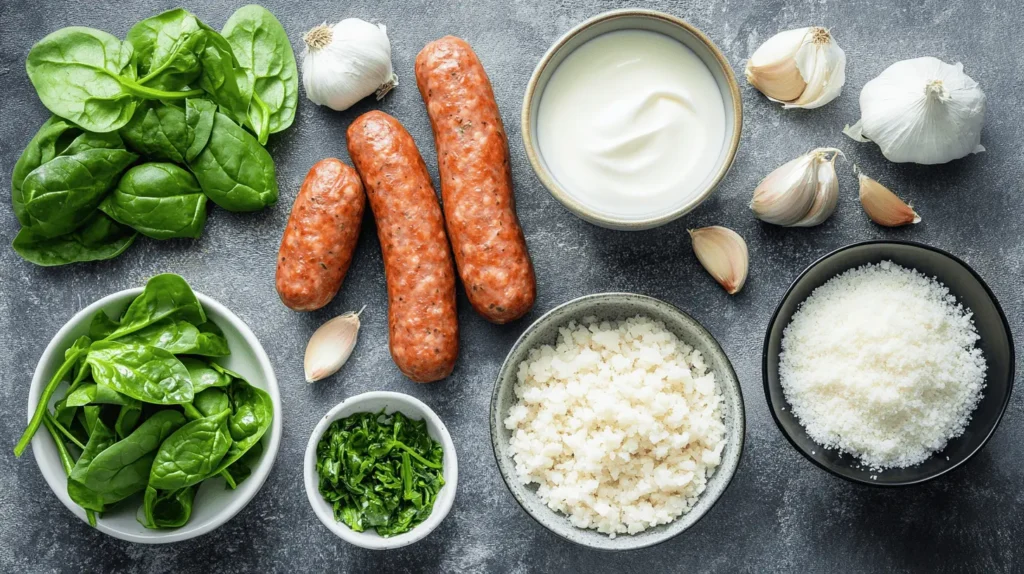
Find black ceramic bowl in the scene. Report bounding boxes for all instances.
[763,240,1014,486]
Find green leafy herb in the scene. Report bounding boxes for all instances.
[99,163,207,240]
[119,101,189,163]
[188,110,278,211]
[15,131,137,238]
[222,5,299,137]
[107,273,205,339]
[86,341,194,405]
[12,7,296,267]
[150,409,231,490]
[12,212,137,267]
[316,410,446,537]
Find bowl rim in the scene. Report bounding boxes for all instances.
[490,292,746,550]
[303,391,458,550]
[520,8,744,231]
[27,286,282,543]
[761,239,1016,487]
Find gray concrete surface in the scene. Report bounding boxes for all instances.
[1,0,1022,572]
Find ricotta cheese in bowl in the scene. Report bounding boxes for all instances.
[491,292,745,550]
[504,316,727,537]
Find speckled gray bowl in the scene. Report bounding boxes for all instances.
[490,293,745,550]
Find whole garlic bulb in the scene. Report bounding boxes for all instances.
[301,19,398,112]
[745,27,846,109]
[843,57,986,164]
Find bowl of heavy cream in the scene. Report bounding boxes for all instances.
[522,9,742,230]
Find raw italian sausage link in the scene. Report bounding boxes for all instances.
[415,36,537,324]
[346,111,459,383]
[275,158,365,311]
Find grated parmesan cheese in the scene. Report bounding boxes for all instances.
[779,261,987,470]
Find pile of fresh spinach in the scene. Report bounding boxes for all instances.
[316,410,446,537]
[15,274,274,529]
[11,5,298,266]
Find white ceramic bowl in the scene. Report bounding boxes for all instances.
[304,392,457,550]
[522,9,743,230]
[26,287,282,544]
[491,293,745,550]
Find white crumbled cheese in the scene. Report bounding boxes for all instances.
[504,315,726,537]
[779,261,987,470]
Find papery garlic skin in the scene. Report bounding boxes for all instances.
[746,27,846,109]
[689,226,749,295]
[844,57,985,164]
[301,19,398,112]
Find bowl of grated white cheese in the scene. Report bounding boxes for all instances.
[764,241,1014,486]
[490,293,745,550]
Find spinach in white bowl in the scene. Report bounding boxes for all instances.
[18,274,281,543]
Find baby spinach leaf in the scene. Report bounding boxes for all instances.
[193,387,230,418]
[117,318,200,354]
[184,98,216,162]
[107,274,205,339]
[66,382,139,407]
[222,5,298,136]
[143,484,198,529]
[41,413,98,526]
[127,9,204,92]
[223,440,262,488]
[149,409,231,490]
[181,358,232,393]
[17,132,137,238]
[26,27,139,132]
[86,341,194,405]
[67,417,116,512]
[12,212,137,267]
[115,403,143,438]
[15,335,91,457]
[209,375,273,478]
[195,320,231,357]
[82,410,185,496]
[89,310,121,340]
[11,117,81,223]
[100,163,207,240]
[189,111,278,211]
[193,22,254,134]
[119,102,188,163]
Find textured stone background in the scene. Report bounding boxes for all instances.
[1,0,1022,572]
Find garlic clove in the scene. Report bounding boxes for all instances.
[745,27,810,102]
[858,174,921,227]
[304,307,365,383]
[751,151,819,225]
[786,28,846,109]
[792,152,840,227]
[689,226,749,295]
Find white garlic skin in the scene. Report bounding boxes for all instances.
[301,19,398,112]
[844,57,985,165]
[746,27,846,110]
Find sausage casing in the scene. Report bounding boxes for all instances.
[346,111,459,383]
[276,158,365,311]
[415,36,536,324]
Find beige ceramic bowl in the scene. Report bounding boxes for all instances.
[522,9,743,230]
